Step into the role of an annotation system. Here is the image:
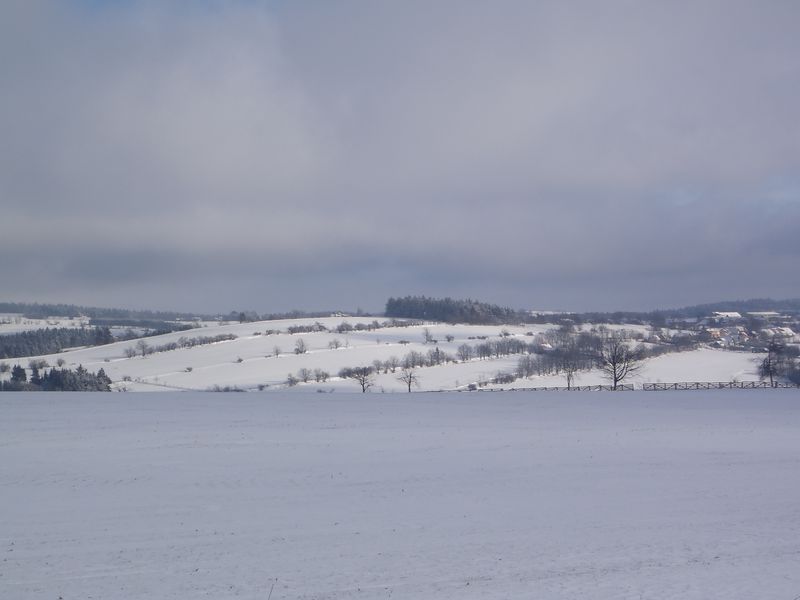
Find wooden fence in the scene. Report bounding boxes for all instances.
[516,384,635,392]
[641,381,799,391]
[476,381,798,392]
[481,384,635,392]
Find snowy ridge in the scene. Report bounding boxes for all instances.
[0,317,768,392]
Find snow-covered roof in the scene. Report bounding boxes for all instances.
[712,312,742,319]
[763,327,795,338]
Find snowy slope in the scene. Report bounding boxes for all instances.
[2,316,766,392]
[4,318,554,391]
[3,391,800,599]
[490,348,763,390]
[0,314,90,336]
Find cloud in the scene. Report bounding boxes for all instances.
[1,0,799,312]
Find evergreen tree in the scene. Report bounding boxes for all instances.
[385,296,522,325]
[10,365,27,383]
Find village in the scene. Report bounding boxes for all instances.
[669,310,797,351]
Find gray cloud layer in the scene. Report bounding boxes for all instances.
[2,0,799,312]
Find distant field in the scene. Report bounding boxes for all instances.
[2,391,800,599]
[0,316,767,392]
[0,314,90,336]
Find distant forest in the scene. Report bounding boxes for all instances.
[0,327,115,359]
[3,297,799,332]
[386,295,800,327]
[0,301,204,321]
[0,364,111,392]
[385,296,523,325]
[0,301,360,325]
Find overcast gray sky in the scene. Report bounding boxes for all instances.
[2,0,799,314]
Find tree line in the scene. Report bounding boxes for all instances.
[124,333,238,358]
[300,329,671,392]
[88,318,196,334]
[0,327,115,359]
[759,338,800,386]
[385,296,523,325]
[0,301,204,321]
[0,364,112,391]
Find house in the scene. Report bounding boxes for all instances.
[711,311,742,323]
[747,311,780,320]
[761,327,796,340]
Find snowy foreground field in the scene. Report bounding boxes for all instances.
[3,391,800,599]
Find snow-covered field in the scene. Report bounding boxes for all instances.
[0,314,90,336]
[488,347,763,390]
[3,391,800,599]
[2,317,766,392]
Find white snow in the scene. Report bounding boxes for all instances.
[2,318,555,392]
[491,348,763,390]
[0,314,90,336]
[2,317,767,392]
[2,390,800,599]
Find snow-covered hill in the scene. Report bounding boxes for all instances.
[2,316,765,392]
[0,313,90,335]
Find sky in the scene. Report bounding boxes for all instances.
[2,0,799,314]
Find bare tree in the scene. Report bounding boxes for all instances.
[273,345,281,357]
[559,343,585,390]
[397,368,420,392]
[563,359,580,390]
[297,367,312,383]
[457,343,474,362]
[386,356,400,373]
[516,355,534,379]
[328,339,342,350]
[426,347,444,366]
[350,366,374,393]
[596,335,642,390]
[402,351,425,369]
[294,339,307,354]
[135,339,151,358]
[336,321,353,334]
[475,342,492,360]
[759,337,788,387]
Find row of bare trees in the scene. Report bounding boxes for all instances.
[320,332,648,392]
[759,338,800,386]
[336,366,421,393]
[125,333,237,358]
[286,368,332,386]
[506,335,644,389]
